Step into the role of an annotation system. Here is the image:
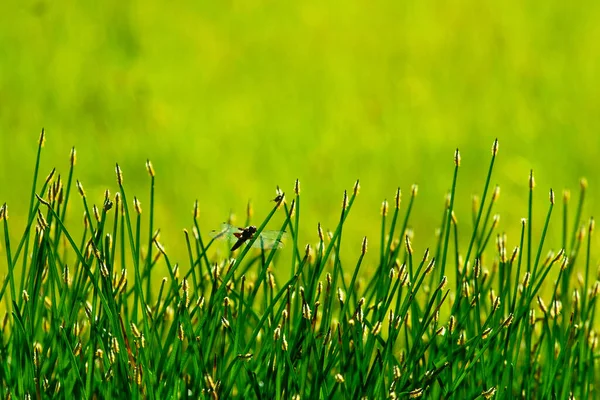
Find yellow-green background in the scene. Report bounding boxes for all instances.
[1,1,599,274]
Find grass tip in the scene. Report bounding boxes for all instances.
[361,236,368,254]
[408,387,424,398]
[395,188,401,209]
[580,177,588,190]
[492,138,499,156]
[492,214,500,228]
[493,185,500,201]
[537,296,548,314]
[115,163,123,185]
[454,148,461,166]
[35,194,50,207]
[133,197,142,215]
[146,159,155,177]
[549,188,555,205]
[45,168,56,185]
[481,327,492,339]
[342,190,348,211]
[501,314,514,328]
[76,180,85,198]
[405,234,413,255]
[294,179,300,195]
[381,199,388,216]
[39,128,46,147]
[425,257,435,275]
[193,200,199,220]
[411,184,418,197]
[70,147,76,166]
[353,179,360,196]
[482,386,497,399]
[563,189,570,203]
[522,271,531,288]
[437,276,448,292]
[529,170,535,190]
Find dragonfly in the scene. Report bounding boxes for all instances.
[209,224,287,251]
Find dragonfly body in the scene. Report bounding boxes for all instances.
[210,224,286,251]
[231,225,257,251]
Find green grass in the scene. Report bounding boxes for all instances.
[2,0,600,266]
[1,133,598,398]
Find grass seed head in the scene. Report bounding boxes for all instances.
[76,180,85,198]
[591,281,600,299]
[39,128,46,147]
[178,322,185,341]
[70,146,76,166]
[537,296,548,314]
[115,163,123,185]
[318,223,324,242]
[437,276,448,292]
[454,148,461,166]
[405,234,413,256]
[511,246,519,264]
[472,195,479,214]
[93,204,100,222]
[482,327,492,339]
[372,321,382,336]
[492,138,499,156]
[411,184,418,197]
[337,288,344,306]
[529,170,535,190]
[424,257,435,275]
[381,199,388,216]
[193,200,199,219]
[492,185,500,201]
[353,179,360,196]
[563,189,570,204]
[133,197,142,214]
[282,334,288,351]
[522,272,531,288]
[482,386,497,399]
[146,159,155,177]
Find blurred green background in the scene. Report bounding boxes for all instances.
[1,0,599,274]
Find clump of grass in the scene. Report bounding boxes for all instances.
[0,131,598,399]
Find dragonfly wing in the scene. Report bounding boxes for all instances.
[209,224,240,244]
[250,230,286,249]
